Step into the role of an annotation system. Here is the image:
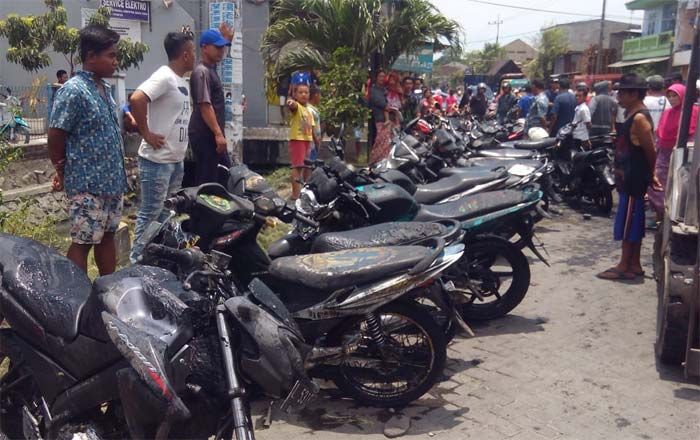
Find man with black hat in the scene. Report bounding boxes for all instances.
[188,24,233,185]
[598,73,662,281]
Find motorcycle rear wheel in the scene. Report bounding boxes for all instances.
[450,238,531,321]
[327,302,446,408]
[594,189,613,215]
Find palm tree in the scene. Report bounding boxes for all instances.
[261,0,461,83]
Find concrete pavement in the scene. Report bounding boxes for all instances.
[253,206,700,440]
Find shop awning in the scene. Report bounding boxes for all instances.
[608,56,669,68]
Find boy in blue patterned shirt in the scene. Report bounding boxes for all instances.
[48,25,127,275]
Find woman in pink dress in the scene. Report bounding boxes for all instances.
[648,83,698,221]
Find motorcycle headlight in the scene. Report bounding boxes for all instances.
[296,189,320,216]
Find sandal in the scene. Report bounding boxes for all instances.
[596,267,636,280]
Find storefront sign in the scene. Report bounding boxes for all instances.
[101,0,151,22]
[81,8,142,43]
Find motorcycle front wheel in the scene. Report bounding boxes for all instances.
[326,302,446,408]
[448,238,531,321]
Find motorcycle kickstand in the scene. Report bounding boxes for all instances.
[216,305,255,440]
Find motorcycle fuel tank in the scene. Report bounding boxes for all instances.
[356,182,419,223]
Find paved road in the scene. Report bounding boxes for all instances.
[254,207,700,440]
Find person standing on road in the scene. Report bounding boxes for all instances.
[458,86,472,113]
[517,85,534,118]
[369,70,392,164]
[647,83,698,222]
[571,88,592,149]
[400,76,419,123]
[470,84,488,121]
[589,81,617,137]
[496,83,516,124]
[56,69,68,85]
[598,73,662,281]
[643,75,669,131]
[549,78,576,136]
[187,25,234,185]
[525,79,549,134]
[128,32,195,263]
[48,25,126,276]
[286,84,315,199]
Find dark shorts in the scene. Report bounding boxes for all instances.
[614,192,645,243]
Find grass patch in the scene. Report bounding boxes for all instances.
[262,167,291,198]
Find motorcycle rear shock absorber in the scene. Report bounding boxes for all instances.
[364,312,387,349]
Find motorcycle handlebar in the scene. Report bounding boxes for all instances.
[164,195,190,212]
[293,211,320,229]
[145,244,205,270]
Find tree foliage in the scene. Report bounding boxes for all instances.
[463,43,506,74]
[317,47,370,133]
[525,27,569,78]
[261,0,461,86]
[0,0,148,75]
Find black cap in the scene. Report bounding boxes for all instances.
[617,73,646,90]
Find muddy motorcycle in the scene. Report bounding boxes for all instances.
[144,183,459,407]
[0,233,316,440]
[273,161,547,321]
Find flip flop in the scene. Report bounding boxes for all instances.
[596,268,636,280]
[629,270,645,278]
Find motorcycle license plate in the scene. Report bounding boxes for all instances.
[280,380,317,413]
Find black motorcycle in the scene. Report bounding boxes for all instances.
[143,183,460,408]
[0,233,316,440]
[550,124,616,214]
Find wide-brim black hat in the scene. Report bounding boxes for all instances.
[617,74,647,90]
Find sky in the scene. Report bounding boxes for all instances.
[429,0,643,52]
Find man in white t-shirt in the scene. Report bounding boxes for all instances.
[643,75,669,132]
[572,89,592,148]
[129,32,195,262]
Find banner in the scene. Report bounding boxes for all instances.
[101,0,150,22]
[392,43,434,74]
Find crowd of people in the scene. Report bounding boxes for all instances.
[43,21,699,284]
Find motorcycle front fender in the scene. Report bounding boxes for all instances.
[15,118,30,128]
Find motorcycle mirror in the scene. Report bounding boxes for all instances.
[255,196,277,215]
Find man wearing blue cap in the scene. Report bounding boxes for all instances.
[188,23,234,184]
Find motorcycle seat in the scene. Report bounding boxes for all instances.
[413,169,505,204]
[414,190,533,222]
[573,148,608,164]
[269,246,431,291]
[311,222,446,253]
[473,148,535,159]
[0,234,92,341]
[513,138,557,150]
[437,166,509,179]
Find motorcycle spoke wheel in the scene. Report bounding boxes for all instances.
[328,303,446,407]
[449,239,531,321]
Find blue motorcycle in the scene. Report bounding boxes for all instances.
[0,94,31,144]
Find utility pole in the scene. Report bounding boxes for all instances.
[489,14,504,45]
[596,0,607,74]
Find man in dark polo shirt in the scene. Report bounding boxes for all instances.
[188,25,233,184]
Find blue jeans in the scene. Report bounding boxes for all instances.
[130,157,184,263]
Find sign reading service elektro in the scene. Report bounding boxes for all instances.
[101,0,150,22]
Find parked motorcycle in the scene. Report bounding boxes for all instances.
[0,232,316,440]
[549,124,616,214]
[0,91,30,144]
[284,160,547,321]
[142,182,458,407]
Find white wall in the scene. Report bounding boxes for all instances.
[0,0,195,91]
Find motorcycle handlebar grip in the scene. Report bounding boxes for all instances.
[294,212,320,229]
[145,243,197,268]
[164,196,189,212]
